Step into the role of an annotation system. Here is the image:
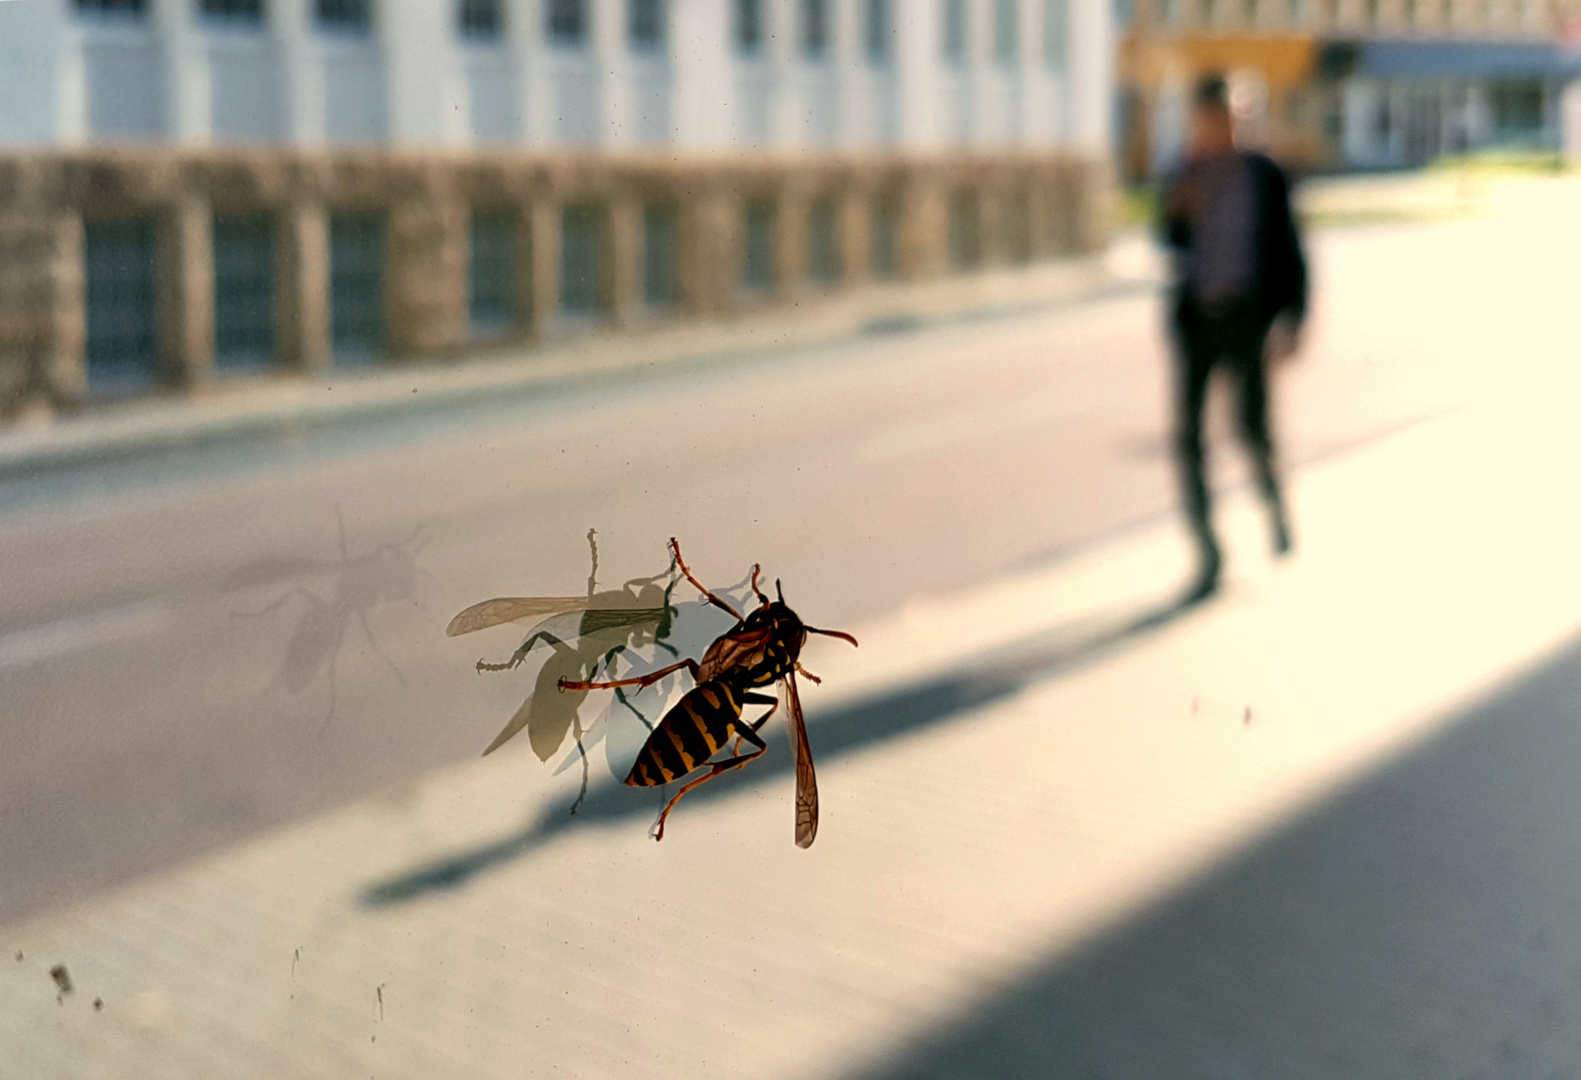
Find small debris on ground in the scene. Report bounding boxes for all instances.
[49,964,72,994]
[93,997,104,1011]
[1243,706,1254,726]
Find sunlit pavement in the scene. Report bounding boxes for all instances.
[8,335,1581,1076]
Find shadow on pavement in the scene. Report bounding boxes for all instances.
[360,589,1208,907]
[856,630,1581,1080]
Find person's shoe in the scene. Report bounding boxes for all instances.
[1182,548,1221,606]
[1272,515,1293,558]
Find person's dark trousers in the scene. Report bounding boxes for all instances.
[1170,293,1291,596]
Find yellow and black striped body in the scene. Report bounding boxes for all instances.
[626,674,754,787]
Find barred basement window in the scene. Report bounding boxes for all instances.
[470,210,517,333]
[330,212,384,360]
[948,190,981,270]
[741,199,776,292]
[871,196,900,278]
[643,204,681,307]
[84,219,158,391]
[458,0,504,38]
[806,199,840,283]
[561,204,607,314]
[213,214,275,372]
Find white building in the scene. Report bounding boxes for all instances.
[0,0,1114,154]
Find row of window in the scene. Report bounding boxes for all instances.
[76,0,1068,67]
[1145,0,1542,29]
[86,196,1000,389]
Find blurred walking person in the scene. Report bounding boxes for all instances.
[1162,73,1308,602]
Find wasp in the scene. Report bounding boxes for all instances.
[559,539,858,848]
[447,530,682,809]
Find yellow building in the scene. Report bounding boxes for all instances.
[1120,0,1578,178]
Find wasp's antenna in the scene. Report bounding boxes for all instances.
[586,528,599,599]
[806,626,859,648]
[776,579,785,604]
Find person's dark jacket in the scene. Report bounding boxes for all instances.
[1160,152,1308,326]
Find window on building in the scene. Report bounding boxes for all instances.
[548,0,587,44]
[1439,0,1453,26]
[213,214,275,372]
[470,210,517,333]
[741,199,776,292]
[329,212,384,360]
[802,0,829,57]
[199,0,265,22]
[948,190,980,270]
[870,197,900,278]
[74,0,147,15]
[1243,0,1257,24]
[630,0,665,46]
[1364,0,1379,25]
[458,0,503,38]
[866,0,892,62]
[1290,0,1307,25]
[943,0,968,64]
[1045,0,1068,64]
[806,199,840,283]
[561,204,607,314]
[84,219,158,392]
[317,0,371,30]
[994,0,1018,64]
[643,204,682,307]
[1004,191,1031,263]
[736,0,764,53]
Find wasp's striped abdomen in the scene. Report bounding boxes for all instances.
[625,680,745,787]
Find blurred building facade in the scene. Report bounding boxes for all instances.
[1119,0,1581,177]
[0,1,1117,413]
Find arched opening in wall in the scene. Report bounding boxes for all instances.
[870,194,901,278]
[560,203,610,316]
[83,217,159,394]
[948,189,982,271]
[806,198,841,284]
[469,208,518,337]
[740,198,777,294]
[643,202,682,309]
[329,211,385,364]
[212,213,276,374]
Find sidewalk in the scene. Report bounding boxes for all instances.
[0,255,1118,479]
[5,331,1581,1076]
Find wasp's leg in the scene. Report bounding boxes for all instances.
[570,714,591,815]
[229,587,318,620]
[794,663,821,685]
[477,630,567,674]
[749,564,769,605]
[560,657,700,692]
[731,691,778,753]
[669,539,743,620]
[651,722,770,842]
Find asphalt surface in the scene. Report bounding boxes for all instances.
[0,182,1568,931]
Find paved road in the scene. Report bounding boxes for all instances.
[0,178,1570,930]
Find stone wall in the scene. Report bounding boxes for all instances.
[0,149,1111,416]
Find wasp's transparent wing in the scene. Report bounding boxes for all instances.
[785,671,819,849]
[445,596,591,637]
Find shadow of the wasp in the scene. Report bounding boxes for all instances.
[226,506,425,734]
[360,588,1206,907]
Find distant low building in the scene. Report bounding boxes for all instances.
[1119,0,1581,176]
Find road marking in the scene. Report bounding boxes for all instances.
[0,600,172,670]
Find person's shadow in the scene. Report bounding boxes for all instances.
[360,589,1207,907]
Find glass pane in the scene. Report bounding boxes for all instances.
[741,198,776,292]
[213,213,276,372]
[84,218,158,391]
[330,212,384,359]
[470,210,517,332]
[561,204,605,314]
[643,203,681,307]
